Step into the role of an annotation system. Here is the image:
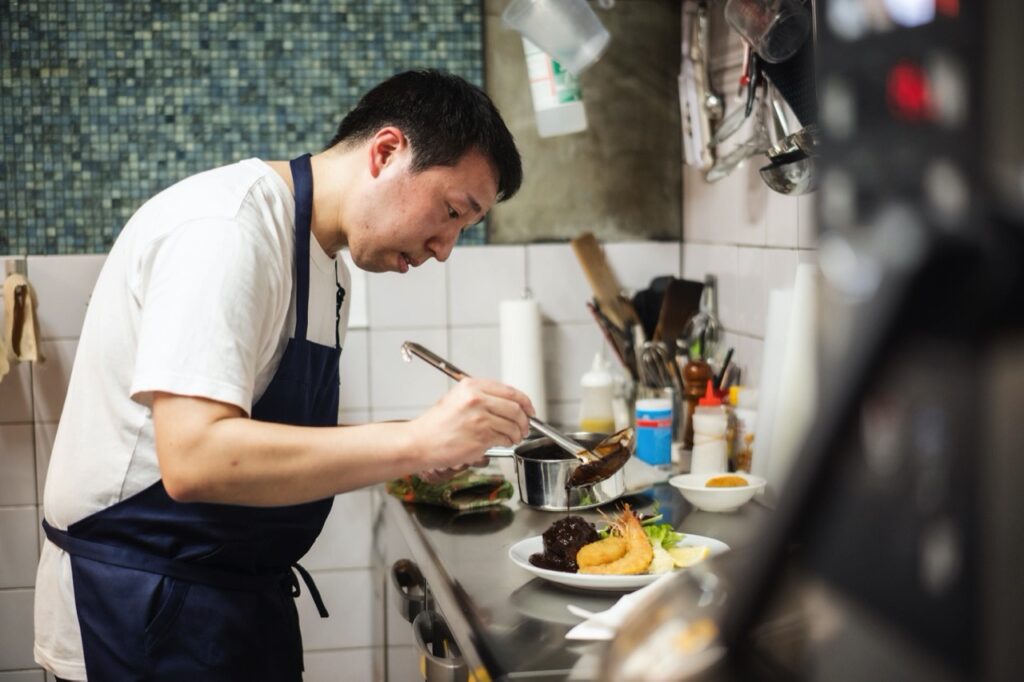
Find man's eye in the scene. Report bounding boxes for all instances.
[447,206,459,220]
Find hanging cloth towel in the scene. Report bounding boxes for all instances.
[3,273,45,364]
[0,329,8,382]
[386,470,514,510]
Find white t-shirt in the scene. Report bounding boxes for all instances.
[33,158,352,680]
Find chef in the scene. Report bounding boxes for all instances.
[33,69,532,681]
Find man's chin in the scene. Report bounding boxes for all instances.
[350,253,390,274]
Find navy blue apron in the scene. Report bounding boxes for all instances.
[42,154,343,681]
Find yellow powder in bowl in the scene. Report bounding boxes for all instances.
[706,475,748,488]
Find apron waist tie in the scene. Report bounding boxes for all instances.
[43,517,327,620]
[284,563,330,618]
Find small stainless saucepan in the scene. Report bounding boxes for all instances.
[488,433,627,511]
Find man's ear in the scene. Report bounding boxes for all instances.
[368,127,407,178]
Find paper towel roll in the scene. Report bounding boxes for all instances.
[752,288,793,493]
[766,263,817,494]
[500,298,547,421]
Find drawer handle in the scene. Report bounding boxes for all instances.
[391,558,432,624]
[412,610,468,682]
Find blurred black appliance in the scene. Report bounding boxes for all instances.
[722,1,1024,680]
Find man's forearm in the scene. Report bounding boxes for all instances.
[155,395,421,506]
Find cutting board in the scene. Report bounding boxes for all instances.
[570,233,634,330]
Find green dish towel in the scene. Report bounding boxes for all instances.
[386,471,513,510]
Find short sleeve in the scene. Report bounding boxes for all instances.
[130,218,288,413]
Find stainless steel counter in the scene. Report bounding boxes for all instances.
[378,476,771,681]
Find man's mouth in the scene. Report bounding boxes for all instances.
[399,252,412,273]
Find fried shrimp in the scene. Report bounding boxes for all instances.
[576,536,627,569]
[578,505,653,575]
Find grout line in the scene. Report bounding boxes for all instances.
[30,361,40,513]
[305,566,376,576]
[682,239,813,252]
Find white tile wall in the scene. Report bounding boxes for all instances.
[0,364,33,424]
[448,245,527,327]
[367,260,448,329]
[0,426,36,507]
[448,326,502,380]
[797,193,818,248]
[3,224,807,680]
[24,255,104,340]
[303,648,377,682]
[525,244,592,324]
[338,250,368,329]
[368,328,449,410]
[339,329,370,411]
[603,241,682,291]
[682,103,819,398]
[387,646,421,681]
[29,340,77,424]
[0,590,36,670]
[0,670,45,682]
[301,491,374,571]
[543,322,606,403]
[296,569,376,650]
[32,423,57,503]
[0,509,38,589]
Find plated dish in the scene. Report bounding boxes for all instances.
[508,534,730,591]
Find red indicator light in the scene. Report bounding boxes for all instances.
[936,0,959,18]
[887,60,934,122]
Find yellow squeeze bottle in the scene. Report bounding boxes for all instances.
[579,352,616,434]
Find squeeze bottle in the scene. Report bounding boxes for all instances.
[578,352,615,434]
[690,380,729,473]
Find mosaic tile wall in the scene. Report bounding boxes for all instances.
[0,0,486,255]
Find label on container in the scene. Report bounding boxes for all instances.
[635,399,672,466]
[523,38,582,108]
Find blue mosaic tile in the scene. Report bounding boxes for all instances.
[0,0,487,255]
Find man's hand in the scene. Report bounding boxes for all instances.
[406,378,534,471]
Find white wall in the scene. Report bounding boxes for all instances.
[681,164,817,388]
[0,241,683,680]
[1,233,815,680]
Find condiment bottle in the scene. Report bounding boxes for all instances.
[682,357,713,449]
[730,386,758,472]
[578,352,615,434]
[635,396,673,468]
[691,380,729,473]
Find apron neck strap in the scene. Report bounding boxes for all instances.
[289,154,313,342]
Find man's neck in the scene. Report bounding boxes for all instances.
[266,151,357,255]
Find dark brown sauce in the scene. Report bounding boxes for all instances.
[527,515,599,573]
[566,443,631,488]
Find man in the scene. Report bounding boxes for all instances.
[34,69,532,681]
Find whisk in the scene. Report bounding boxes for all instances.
[637,340,683,396]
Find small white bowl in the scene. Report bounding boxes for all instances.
[669,472,766,512]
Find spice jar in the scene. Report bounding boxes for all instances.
[682,357,712,449]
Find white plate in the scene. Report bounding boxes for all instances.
[508,534,730,591]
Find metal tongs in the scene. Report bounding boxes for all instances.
[400,341,603,463]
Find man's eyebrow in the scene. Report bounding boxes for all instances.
[466,194,482,215]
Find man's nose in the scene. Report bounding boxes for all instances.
[428,230,459,263]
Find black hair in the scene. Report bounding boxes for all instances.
[325,69,522,202]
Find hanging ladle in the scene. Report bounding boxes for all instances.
[401,341,633,487]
